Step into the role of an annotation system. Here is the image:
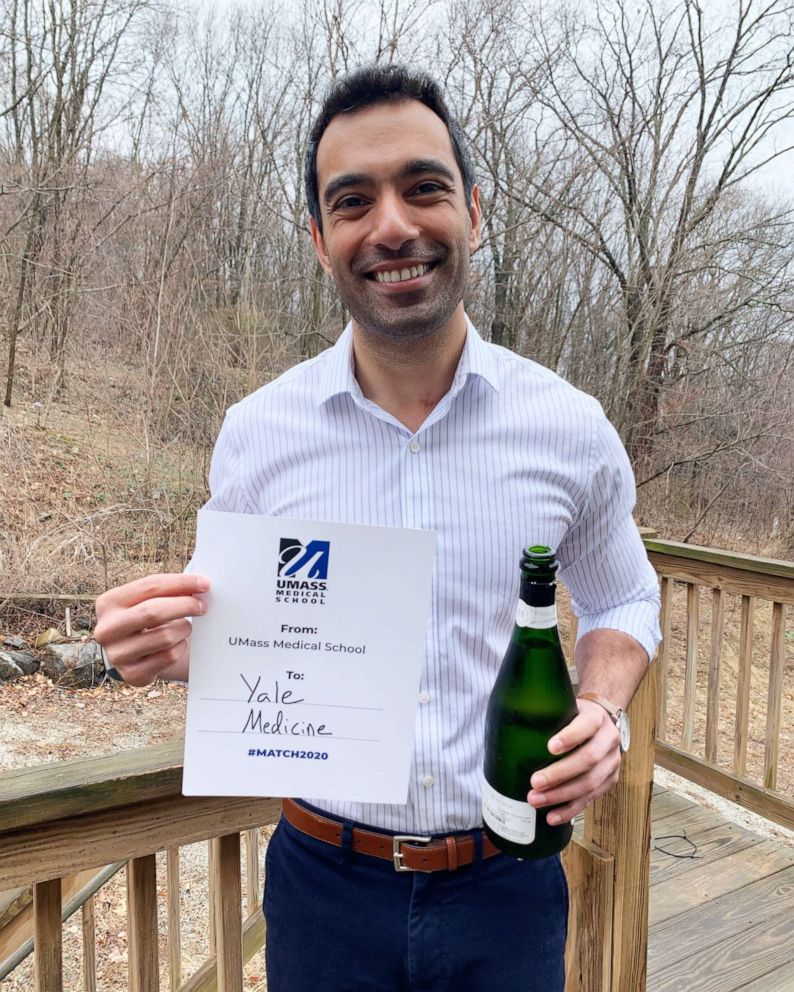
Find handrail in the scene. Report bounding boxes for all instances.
[0,740,184,835]
[643,538,794,581]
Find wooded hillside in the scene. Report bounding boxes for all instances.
[2,0,793,592]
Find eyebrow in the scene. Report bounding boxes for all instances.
[322,158,457,208]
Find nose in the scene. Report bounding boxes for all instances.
[367,191,420,250]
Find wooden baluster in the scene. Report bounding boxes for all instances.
[127,855,159,992]
[34,877,62,992]
[734,595,754,776]
[167,847,182,991]
[212,833,243,992]
[682,583,699,751]
[246,828,260,913]
[657,577,673,742]
[208,839,216,953]
[705,588,725,764]
[764,603,786,790]
[82,894,97,992]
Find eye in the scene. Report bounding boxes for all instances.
[414,181,446,195]
[334,195,368,211]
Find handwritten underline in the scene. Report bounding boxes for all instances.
[197,730,380,742]
[199,697,384,711]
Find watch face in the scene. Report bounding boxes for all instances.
[618,713,631,752]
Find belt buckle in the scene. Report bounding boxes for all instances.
[392,834,432,872]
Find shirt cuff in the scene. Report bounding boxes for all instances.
[575,603,662,662]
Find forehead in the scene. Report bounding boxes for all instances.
[316,99,460,191]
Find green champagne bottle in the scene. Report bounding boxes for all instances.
[482,545,578,859]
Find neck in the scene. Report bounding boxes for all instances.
[351,306,468,433]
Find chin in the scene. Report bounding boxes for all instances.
[352,301,461,344]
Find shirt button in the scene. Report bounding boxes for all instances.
[418,691,430,703]
[409,439,420,453]
[422,774,435,787]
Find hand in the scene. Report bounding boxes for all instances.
[94,573,210,686]
[526,698,622,825]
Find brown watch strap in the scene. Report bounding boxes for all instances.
[282,799,501,871]
[577,692,622,720]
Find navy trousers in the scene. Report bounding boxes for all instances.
[263,805,568,991]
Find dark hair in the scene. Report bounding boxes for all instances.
[304,64,476,231]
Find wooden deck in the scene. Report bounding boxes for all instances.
[648,784,794,992]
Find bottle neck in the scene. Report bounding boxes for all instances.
[519,577,556,606]
[516,578,557,629]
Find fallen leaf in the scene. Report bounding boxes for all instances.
[35,627,64,647]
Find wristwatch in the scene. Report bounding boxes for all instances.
[578,693,631,753]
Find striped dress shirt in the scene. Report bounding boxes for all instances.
[200,318,661,834]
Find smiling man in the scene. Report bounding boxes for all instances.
[95,65,661,991]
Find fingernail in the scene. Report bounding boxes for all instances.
[529,792,546,806]
[195,600,207,614]
[196,578,210,591]
[549,737,563,753]
[547,813,560,826]
[531,773,547,789]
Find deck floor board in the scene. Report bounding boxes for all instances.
[648,786,794,991]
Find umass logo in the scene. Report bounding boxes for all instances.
[275,539,330,605]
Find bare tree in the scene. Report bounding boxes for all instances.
[505,0,794,465]
[1,0,153,405]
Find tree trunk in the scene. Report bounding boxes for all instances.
[4,202,40,407]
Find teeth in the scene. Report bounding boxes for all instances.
[374,264,429,283]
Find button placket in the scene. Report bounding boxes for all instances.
[400,431,427,529]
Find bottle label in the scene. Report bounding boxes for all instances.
[516,601,557,629]
[482,777,536,844]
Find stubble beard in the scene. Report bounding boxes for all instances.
[331,252,470,345]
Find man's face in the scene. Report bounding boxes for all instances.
[311,99,481,343]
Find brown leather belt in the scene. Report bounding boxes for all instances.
[282,799,502,872]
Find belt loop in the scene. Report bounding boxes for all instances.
[340,819,354,864]
[445,836,459,872]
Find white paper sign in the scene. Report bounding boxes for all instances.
[182,509,436,803]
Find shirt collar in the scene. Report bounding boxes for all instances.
[317,316,500,408]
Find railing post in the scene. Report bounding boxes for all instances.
[128,855,159,992]
[582,663,657,992]
[33,878,62,992]
[82,895,97,992]
[212,833,243,992]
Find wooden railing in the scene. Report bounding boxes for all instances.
[0,671,658,992]
[0,743,280,991]
[645,538,792,830]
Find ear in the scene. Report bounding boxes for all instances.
[310,217,334,276]
[468,185,482,253]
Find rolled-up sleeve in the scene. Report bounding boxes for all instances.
[557,407,661,661]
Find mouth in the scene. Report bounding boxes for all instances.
[365,262,435,285]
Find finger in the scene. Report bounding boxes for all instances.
[96,574,210,612]
[530,721,619,791]
[103,619,193,669]
[546,707,603,756]
[529,750,621,808]
[544,767,621,825]
[95,594,206,644]
[115,642,190,687]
